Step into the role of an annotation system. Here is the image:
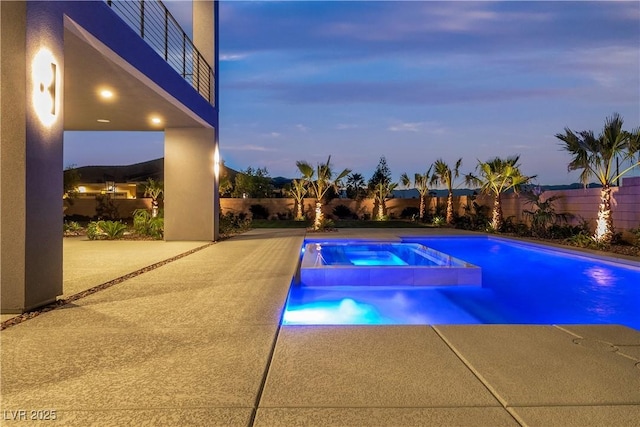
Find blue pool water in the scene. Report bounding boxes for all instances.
[283,236,640,329]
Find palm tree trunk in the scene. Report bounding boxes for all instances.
[151,199,158,218]
[419,196,425,221]
[491,196,503,231]
[446,192,454,224]
[377,201,385,220]
[594,185,614,244]
[313,201,323,230]
[296,200,304,221]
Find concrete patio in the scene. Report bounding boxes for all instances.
[1,229,639,426]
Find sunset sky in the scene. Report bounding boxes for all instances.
[63,1,640,185]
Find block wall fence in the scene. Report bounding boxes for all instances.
[65,177,640,232]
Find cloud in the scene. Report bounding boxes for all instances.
[336,123,359,130]
[223,144,275,152]
[388,122,423,133]
[220,53,248,61]
[295,124,308,132]
[228,80,573,106]
[387,121,448,135]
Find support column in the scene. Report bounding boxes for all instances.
[191,0,219,240]
[1,1,64,313]
[164,128,216,241]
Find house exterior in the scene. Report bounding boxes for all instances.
[71,158,165,200]
[1,1,220,313]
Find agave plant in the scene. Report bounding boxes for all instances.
[86,220,128,240]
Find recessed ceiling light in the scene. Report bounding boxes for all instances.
[151,117,162,124]
[97,119,110,123]
[100,89,113,99]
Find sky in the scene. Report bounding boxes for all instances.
[63,0,640,185]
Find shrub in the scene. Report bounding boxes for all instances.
[565,232,595,248]
[633,226,640,248]
[332,204,354,219]
[502,217,529,236]
[95,195,119,220]
[314,217,335,231]
[219,212,252,237]
[87,220,127,240]
[400,206,420,220]
[63,221,83,236]
[133,209,164,239]
[249,204,269,220]
[460,200,490,231]
[276,211,292,220]
[431,216,445,227]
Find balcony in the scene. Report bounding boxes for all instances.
[105,0,214,105]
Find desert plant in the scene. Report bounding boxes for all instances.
[87,220,127,240]
[565,231,595,248]
[556,113,640,244]
[95,194,119,220]
[63,221,83,236]
[345,173,367,201]
[143,178,164,218]
[465,155,535,231]
[133,209,164,239]
[63,165,81,208]
[400,167,432,222]
[458,197,490,231]
[522,188,571,238]
[296,156,351,231]
[630,226,640,248]
[249,204,270,220]
[432,216,445,227]
[333,204,354,219]
[219,212,252,237]
[430,158,463,224]
[400,206,420,220]
[285,179,308,220]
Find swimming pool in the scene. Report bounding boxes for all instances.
[283,236,640,329]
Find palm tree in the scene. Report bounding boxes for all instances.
[370,181,398,220]
[465,155,534,231]
[400,166,432,222]
[556,113,640,244]
[286,179,308,221]
[522,188,571,238]
[430,158,462,224]
[346,173,367,201]
[296,156,351,230]
[143,178,164,218]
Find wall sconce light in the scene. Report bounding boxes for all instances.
[213,145,221,180]
[32,48,59,127]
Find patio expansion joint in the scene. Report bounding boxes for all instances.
[431,326,510,409]
[0,242,215,331]
[248,304,285,427]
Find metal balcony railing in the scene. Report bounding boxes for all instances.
[105,0,214,105]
